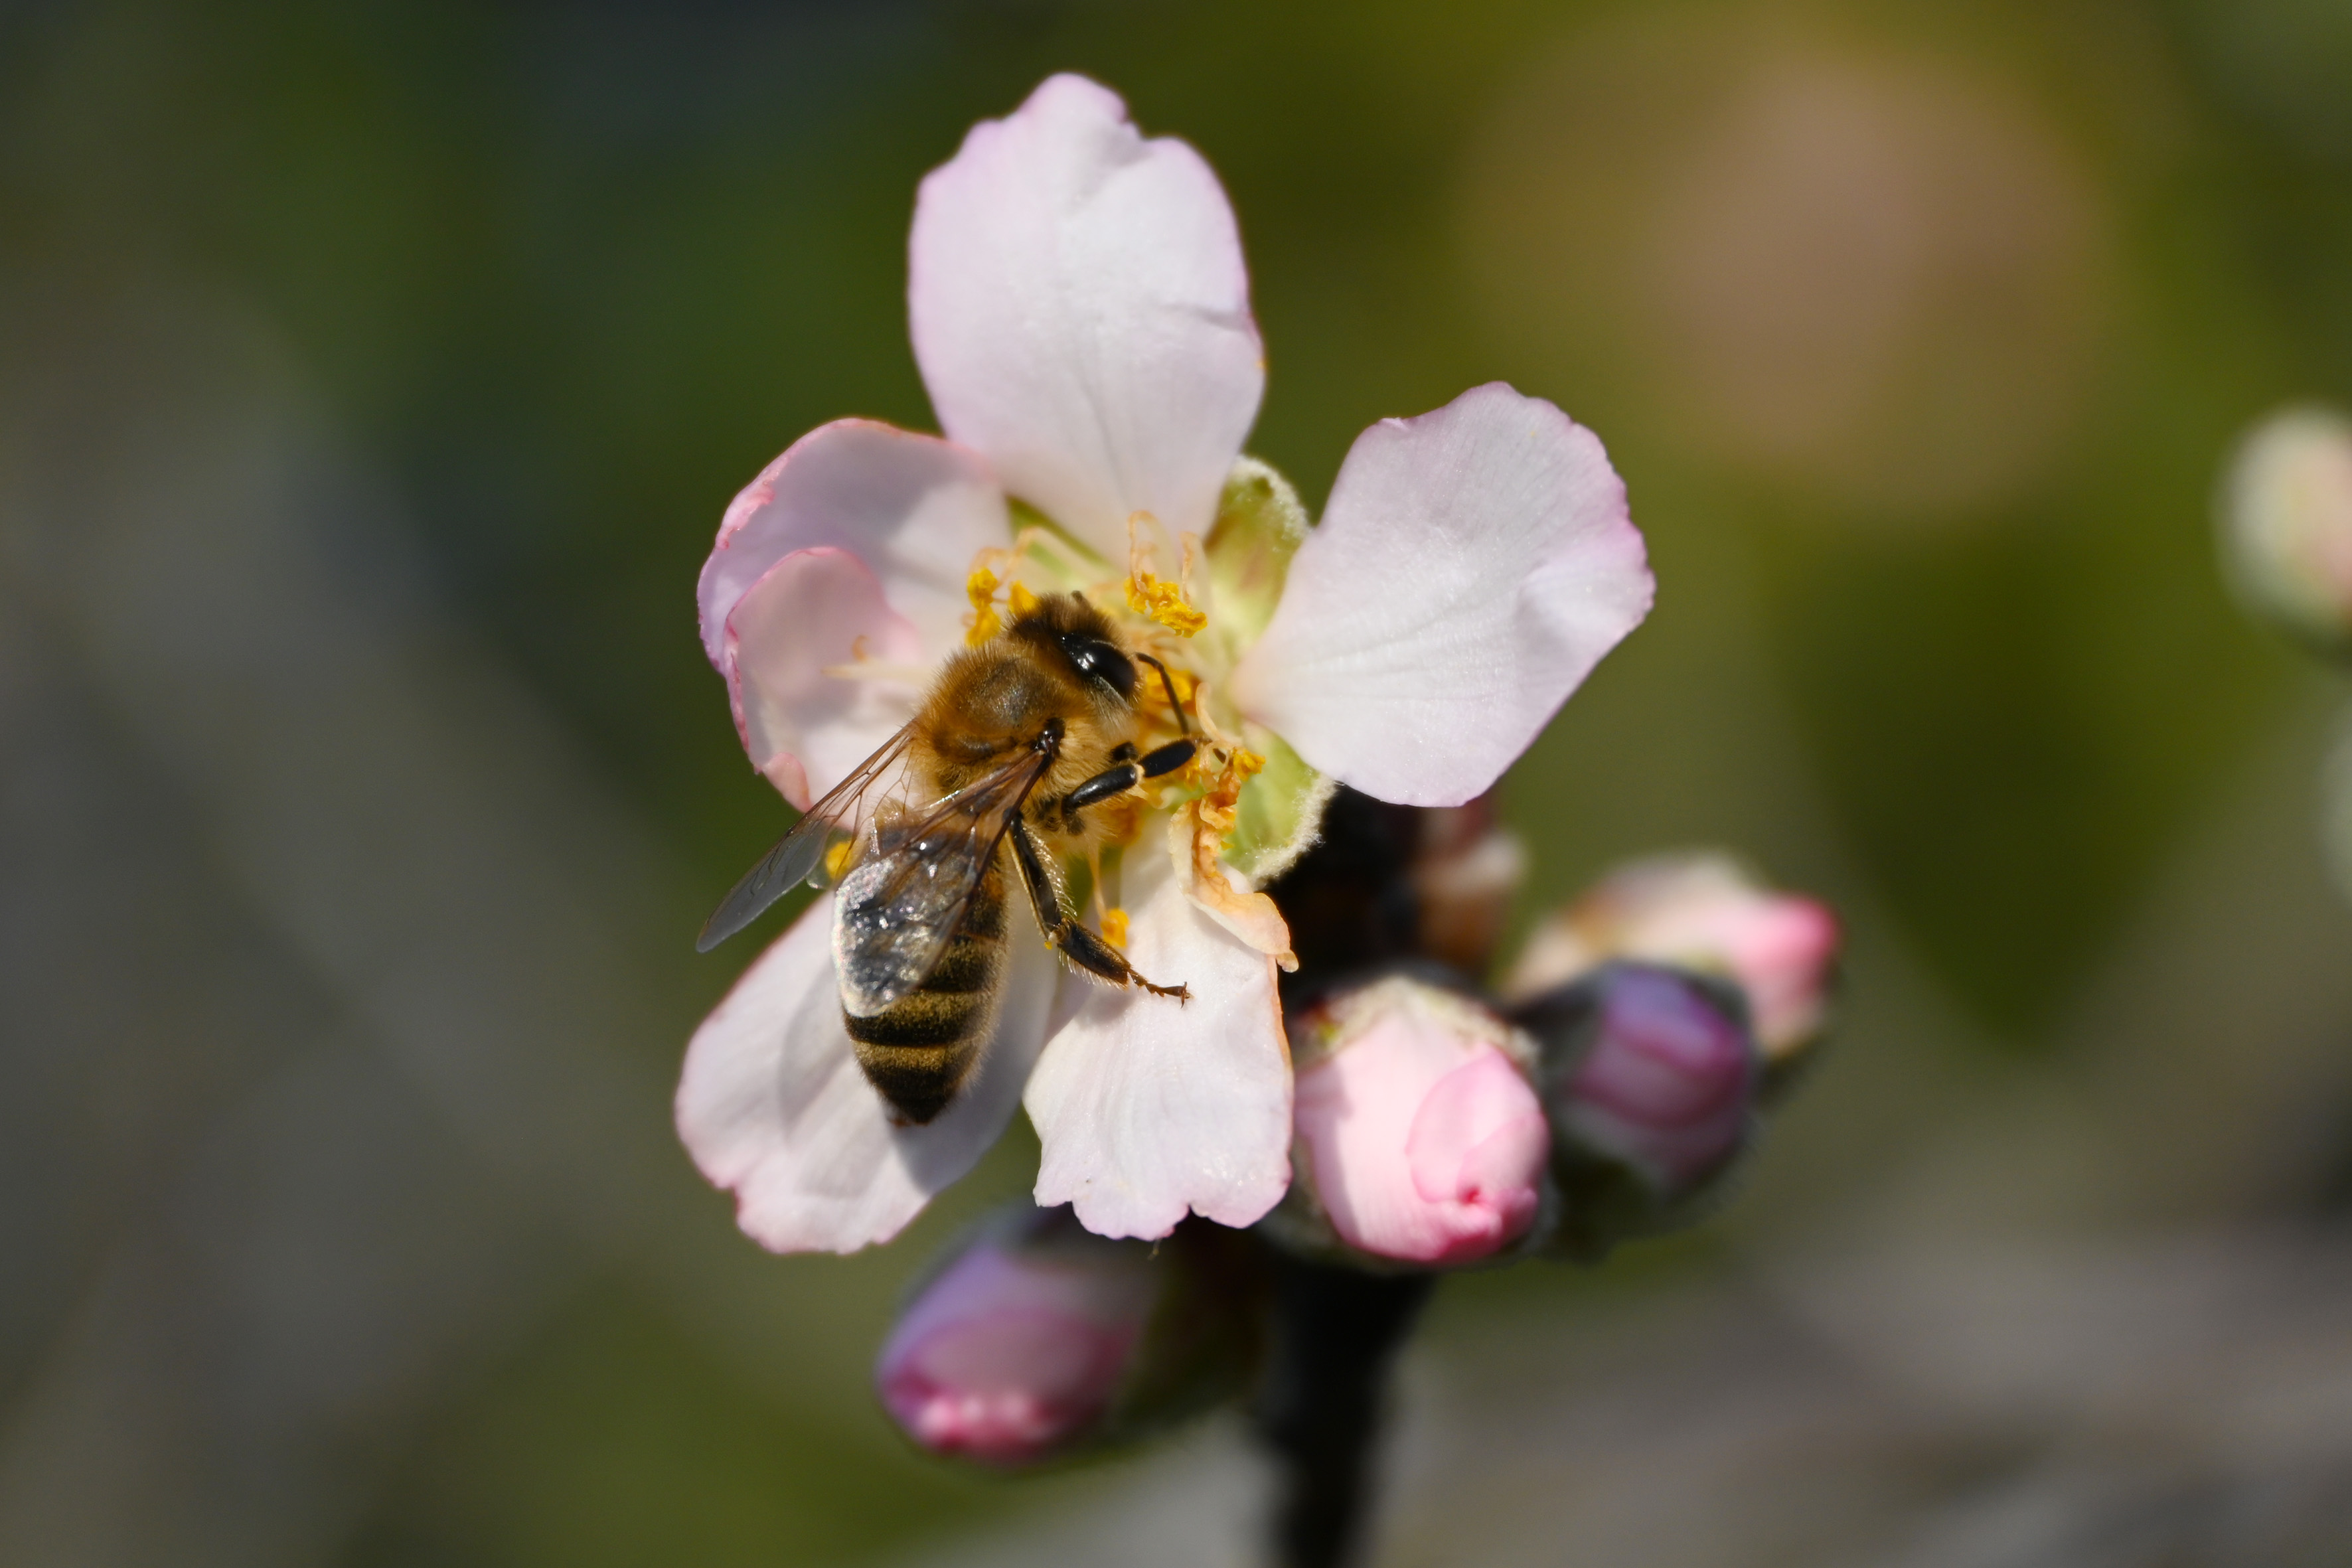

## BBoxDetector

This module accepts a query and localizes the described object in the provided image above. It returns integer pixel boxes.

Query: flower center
[957,521,1261,862]
[952,473,1330,923]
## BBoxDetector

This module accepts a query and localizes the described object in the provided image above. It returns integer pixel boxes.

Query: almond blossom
[676,74,1653,1253]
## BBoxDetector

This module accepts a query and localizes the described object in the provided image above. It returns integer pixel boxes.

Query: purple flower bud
[1549,965,1757,1197]
[876,1214,1156,1466]
[1289,978,1549,1267]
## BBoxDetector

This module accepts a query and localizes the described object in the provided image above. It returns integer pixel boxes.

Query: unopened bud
[1517,963,1760,1257]
[2219,404,2352,659]
[876,1208,1263,1466]
[876,1210,1154,1465]
[1505,852,1838,1071]
[1284,977,1549,1267]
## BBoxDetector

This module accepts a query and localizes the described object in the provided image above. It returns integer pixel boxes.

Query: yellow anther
[1127,573,1208,636]
[1194,744,1265,837]
[965,566,1003,645]
[1125,509,1207,636]
[824,838,857,882]
[1100,907,1130,949]
[1007,580,1042,618]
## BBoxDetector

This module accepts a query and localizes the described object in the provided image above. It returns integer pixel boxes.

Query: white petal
[697,418,1005,668]
[725,546,924,809]
[676,894,1058,1255]
[1024,848,1291,1238]
[1231,383,1652,807]
[909,74,1264,556]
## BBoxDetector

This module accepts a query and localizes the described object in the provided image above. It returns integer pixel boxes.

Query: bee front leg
[1008,818,1190,1001]
[1052,739,1200,833]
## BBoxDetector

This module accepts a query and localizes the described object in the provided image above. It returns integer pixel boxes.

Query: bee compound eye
[1059,635,1137,698]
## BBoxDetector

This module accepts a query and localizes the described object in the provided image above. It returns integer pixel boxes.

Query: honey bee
[697,593,1199,1125]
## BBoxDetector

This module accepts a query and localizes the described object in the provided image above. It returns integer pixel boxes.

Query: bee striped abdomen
[843,859,1007,1125]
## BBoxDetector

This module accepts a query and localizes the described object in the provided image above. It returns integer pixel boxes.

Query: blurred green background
[7,1,2352,1565]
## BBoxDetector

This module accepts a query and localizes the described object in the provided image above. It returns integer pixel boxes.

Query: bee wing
[832,747,1055,1017]
[695,728,919,953]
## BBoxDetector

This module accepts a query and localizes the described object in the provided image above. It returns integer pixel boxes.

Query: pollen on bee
[824,838,858,882]
[1007,580,1042,617]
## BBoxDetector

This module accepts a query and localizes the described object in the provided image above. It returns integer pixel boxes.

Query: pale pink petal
[1408,1055,1551,1224]
[697,418,1005,668]
[725,547,923,809]
[676,894,1058,1255]
[909,74,1264,556]
[1231,383,1653,807]
[1024,850,1291,1238]
[1294,1000,1545,1265]
[1627,887,1840,1058]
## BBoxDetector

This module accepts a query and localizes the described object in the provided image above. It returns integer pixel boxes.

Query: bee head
[1009,593,1139,703]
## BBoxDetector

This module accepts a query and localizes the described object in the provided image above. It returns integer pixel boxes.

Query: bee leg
[1137,738,1196,778]
[1009,818,1190,1001]
[1052,739,1200,832]
[1061,762,1141,811]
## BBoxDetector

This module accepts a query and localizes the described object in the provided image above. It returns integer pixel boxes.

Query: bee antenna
[1133,653,1190,736]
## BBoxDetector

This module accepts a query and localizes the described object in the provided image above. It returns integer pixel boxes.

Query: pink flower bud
[876,1217,1156,1466]
[1291,979,1549,1266]
[1550,966,1755,1196]
[1505,852,1838,1059]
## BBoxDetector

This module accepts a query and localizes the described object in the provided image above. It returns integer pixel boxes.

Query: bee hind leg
[1008,818,1190,1002]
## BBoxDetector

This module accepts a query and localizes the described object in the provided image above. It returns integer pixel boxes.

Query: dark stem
[1249,1255,1435,1568]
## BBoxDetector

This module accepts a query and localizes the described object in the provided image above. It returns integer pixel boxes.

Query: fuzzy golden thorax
[909,593,1155,855]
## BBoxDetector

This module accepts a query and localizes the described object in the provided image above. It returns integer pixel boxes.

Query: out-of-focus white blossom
[2220,405,2352,659]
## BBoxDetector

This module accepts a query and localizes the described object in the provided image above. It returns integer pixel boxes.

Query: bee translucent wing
[832,750,1054,1017]
[695,729,918,953]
